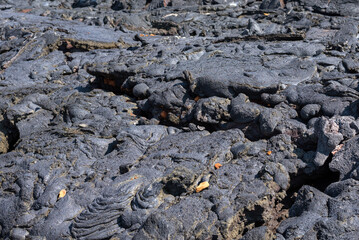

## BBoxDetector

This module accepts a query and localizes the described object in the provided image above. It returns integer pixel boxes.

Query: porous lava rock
[1,0,359,239]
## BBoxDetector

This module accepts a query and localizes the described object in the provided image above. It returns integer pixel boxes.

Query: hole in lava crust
[281,154,340,210]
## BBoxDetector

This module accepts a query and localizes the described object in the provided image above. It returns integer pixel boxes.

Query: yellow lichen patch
[58,189,66,199]
[214,163,222,169]
[263,13,270,16]
[267,151,272,155]
[196,181,209,193]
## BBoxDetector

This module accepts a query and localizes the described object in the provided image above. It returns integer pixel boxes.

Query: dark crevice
[6,128,19,152]
[72,0,97,8]
[89,74,136,94]
[0,114,20,153]
[312,8,343,17]
[160,118,218,133]
[119,164,133,174]
[163,180,187,196]
[281,154,340,210]
[58,40,89,54]
[105,140,118,155]
[238,155,340,237]
[214,32,305,44]
[243,205,266,227]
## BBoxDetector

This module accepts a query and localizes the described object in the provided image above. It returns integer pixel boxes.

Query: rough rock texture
[1,0,359,239]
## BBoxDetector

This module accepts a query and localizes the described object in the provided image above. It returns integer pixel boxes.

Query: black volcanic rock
[1,0,359,239]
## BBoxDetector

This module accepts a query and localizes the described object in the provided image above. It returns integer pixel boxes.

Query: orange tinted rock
[66,40,73,49]
[196,181,209,193]
[20,9,32,13]
[58,189,66,199]
[214,163,222,169]
[160,111,168,119]
[104,78,116,87]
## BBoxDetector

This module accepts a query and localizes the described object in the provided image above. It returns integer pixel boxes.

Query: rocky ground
[1,0,359,239]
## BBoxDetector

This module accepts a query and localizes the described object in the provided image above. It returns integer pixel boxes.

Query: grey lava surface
[1,0,359,239]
